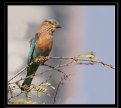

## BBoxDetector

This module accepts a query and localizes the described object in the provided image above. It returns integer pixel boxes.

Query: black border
[0,1,5,108]
[3,2,118,108]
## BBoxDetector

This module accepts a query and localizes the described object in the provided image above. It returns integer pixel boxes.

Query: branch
[8,60,74,85]
[53,74,71,104]
[8,53,114,85]
[8,52,115,104]
[43,63,67,75]
[8,61,35,82]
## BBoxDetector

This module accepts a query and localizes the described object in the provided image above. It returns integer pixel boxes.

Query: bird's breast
[35,35,53,56]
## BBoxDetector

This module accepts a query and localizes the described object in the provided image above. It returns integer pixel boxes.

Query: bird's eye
[48,21,54,25]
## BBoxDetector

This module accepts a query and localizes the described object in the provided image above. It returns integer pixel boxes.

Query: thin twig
[53,74,71,104]
[43,63,67,75]
[8,62,34,82]
[8,91,23,102]
[8,60,74,85]
[53,79,62,104]
[77,59,115,69]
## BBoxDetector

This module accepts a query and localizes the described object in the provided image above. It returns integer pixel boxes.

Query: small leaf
[41,82,51,86]
[50,86,55,90]
[24,100,37,104]
[37,91,41,97]
[34,86,40,91]
[27,95,32,99]
[46,92,54,98]
[41,82,55,90]
[40,88,47,93]
[77,51,98,61]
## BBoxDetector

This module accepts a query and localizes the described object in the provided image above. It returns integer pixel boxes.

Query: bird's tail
[21,64,39,90]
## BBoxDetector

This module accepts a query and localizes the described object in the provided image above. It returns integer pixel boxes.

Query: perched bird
[21,19,61,90]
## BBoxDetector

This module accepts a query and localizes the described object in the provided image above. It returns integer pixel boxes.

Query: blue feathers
[22,19,58,89]
[28,33,39,63]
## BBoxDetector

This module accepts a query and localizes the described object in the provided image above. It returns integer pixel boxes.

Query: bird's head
[39,19,61,34]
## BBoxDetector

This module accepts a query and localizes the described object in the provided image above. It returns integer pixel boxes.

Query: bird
[21,19,61,90]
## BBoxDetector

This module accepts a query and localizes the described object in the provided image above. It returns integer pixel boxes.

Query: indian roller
[21,19,61,90]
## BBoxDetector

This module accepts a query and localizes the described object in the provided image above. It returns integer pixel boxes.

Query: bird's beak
[56,24,61,28]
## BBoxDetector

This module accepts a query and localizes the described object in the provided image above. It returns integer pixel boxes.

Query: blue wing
[28,33,39,63]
